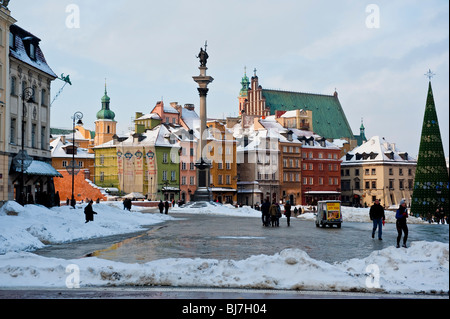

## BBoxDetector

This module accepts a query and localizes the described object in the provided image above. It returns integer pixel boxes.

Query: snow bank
[0,242,447,294]
[0,200,447,294]
[0,201,174,254]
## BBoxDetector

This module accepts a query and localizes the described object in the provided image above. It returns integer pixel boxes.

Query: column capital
[197,88,209,97]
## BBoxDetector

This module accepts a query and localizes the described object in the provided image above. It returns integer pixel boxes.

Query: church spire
[97,80,115,120]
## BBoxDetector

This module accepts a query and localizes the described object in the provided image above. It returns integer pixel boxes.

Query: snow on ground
[0,201,448,294]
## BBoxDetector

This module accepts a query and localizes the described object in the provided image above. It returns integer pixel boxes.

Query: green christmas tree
[411,78,449,217]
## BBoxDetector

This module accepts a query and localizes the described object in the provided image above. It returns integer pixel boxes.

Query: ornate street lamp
[68,111,83,208]
[13,87,34,205]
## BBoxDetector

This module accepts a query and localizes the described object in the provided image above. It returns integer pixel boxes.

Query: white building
[340,136,417,208]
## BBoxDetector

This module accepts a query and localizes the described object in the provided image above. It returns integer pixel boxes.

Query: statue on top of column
[196,41,209,67]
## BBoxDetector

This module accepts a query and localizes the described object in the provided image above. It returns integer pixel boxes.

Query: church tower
[238,67,250,115]
[94,82,116,146]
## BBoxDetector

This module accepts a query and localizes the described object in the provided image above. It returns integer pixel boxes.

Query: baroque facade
[1,4,60,206]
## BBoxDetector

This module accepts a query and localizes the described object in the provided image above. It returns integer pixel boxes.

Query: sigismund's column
[192,44,214,201]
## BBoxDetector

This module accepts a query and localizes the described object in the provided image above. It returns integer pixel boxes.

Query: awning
[13,160,63,177]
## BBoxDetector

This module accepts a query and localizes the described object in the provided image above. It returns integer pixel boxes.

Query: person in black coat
[369,198,385,240]
[84,200,97,223]
[395,199,409,248]
[261,198,271,227]
[158,200,164,214]
[164,200,169,214]
[284,200,292,227]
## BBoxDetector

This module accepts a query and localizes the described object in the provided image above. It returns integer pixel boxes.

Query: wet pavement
[35,211,449,264]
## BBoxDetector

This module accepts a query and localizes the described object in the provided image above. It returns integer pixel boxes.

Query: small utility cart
[315,200,342,228]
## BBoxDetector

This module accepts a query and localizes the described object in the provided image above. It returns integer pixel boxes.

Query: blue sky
[9,0,449,158]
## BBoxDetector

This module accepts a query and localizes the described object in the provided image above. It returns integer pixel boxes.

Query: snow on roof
[342,136,416,163]
[136,113,161,121]
[94,125,180,149]
[181,108,200,131]
[9,25,57,78]
[50,137,94,159]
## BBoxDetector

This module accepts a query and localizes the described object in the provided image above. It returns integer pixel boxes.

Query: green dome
[96,83,115,120]
[96,109,115,120]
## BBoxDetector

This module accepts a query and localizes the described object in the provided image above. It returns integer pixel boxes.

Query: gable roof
[262,89,354,140]
[9,24,57,78]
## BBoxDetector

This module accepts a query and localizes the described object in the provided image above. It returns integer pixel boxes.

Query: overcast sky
[9,0,449,158]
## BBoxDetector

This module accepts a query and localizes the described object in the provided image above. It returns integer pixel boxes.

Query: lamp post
[69,111,83,208]
[13,87,35,205]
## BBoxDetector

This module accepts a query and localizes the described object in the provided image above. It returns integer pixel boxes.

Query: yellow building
[0,3,16,203]
[207,121,237,204]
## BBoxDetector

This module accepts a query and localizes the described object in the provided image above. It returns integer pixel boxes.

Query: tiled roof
[9,25,57,78]
[262,89,354,140]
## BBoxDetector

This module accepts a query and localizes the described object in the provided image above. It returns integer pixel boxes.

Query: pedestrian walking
[269,201,280,227]
[164,200,169,214]
[84,200,97,223]
[284,200,292,226]
[395,199,409,248]
[369,198,385,240]
[261,198,270,227]
[158,200,164,214]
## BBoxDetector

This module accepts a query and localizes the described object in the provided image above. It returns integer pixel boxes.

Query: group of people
[158,200,170,214]
[369,198,408,248]
[260,199,293,227]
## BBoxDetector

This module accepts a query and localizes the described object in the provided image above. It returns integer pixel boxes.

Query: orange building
[206,121,237,204]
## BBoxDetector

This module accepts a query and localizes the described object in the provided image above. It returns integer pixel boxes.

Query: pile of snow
[0,242,447,294]
[0,201,174,254]
[0,200,447,294]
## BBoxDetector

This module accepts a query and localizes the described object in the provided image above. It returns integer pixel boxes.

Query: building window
[218,175,223,184]
[163,153,168,163]
[162,170,168,181]
[371,181,377,189]
[9,32,15,49]
[78,161,83,168]
[100,172,104,182]
[100,155,104,165]
[190,176,195,185]
[10,118,16,144]
[226,175,231,185]
[31,124,36,148]
[181,162,186,170]
[181,176,186,185]
[171,170,176,181]
[11,76,16,95]
[29,43,36,60]
[41,126,46,150]
[371,168,376,175]
[62,161,67,167]
[41,89,46,105]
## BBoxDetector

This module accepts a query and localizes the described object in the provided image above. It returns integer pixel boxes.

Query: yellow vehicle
[315,200,342,228]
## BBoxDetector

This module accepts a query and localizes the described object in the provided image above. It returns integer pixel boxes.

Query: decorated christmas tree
[411,76,449,217]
